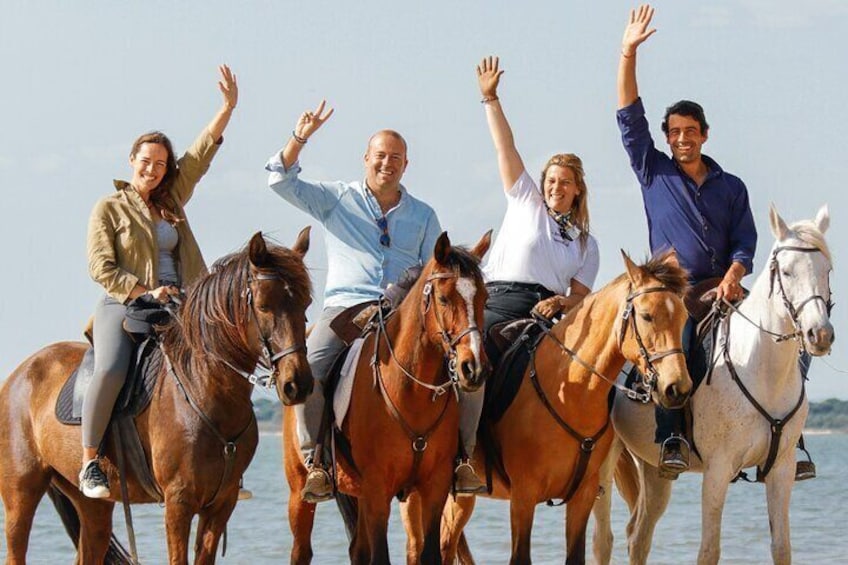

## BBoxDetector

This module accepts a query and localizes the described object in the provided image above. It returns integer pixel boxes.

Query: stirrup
[658,435,690,477]
[301,466,334,504]
[453,460,487,496]
[237,477,253,501]
[795,460,816,481]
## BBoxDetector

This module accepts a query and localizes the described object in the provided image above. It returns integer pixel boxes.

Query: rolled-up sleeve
[170,129,221,207]
[87,200,138,303]
[265,152,343,222]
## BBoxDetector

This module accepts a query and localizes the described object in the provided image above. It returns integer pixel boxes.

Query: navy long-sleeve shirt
[617,98,757,284]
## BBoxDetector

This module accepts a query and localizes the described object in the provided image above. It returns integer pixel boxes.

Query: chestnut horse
[283,232,491,564]
[0,230,313,564]
[592,205,835,565]
[440,250,692,565]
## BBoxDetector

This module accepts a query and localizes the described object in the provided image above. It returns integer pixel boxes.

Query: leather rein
[529,285,684,504]
[719,245,832,481]
[370,268,483,498]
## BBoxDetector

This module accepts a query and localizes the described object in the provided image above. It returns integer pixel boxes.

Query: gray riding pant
[296,306,347,461]
[81,295,134,449]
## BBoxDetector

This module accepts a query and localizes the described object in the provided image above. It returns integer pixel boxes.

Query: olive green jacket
[87,129,221,304]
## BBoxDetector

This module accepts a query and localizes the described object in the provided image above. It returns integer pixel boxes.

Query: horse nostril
[807,328,818,345]
[283,381,298,401]
[461,360,475,379]
[665,385,682,405]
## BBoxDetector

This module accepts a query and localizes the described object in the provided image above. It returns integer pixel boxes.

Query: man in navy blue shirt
[616,5,757,476]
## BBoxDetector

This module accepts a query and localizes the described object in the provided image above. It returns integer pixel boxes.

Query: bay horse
[0,229,314,564]
[591,205,834,565]
[440,249,692,565]
[283,231,491,564]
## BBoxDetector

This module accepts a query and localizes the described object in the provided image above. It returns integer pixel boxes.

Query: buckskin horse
[0,230,313,564]
[591,205,834,565]
[441,249,692,565]
[283,231,491,564]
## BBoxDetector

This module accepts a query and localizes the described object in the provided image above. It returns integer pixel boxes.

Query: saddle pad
[484,322,545,423]
[333,337,366,428]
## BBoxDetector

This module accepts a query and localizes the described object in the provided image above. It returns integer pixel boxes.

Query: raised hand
[218,64,238,111]
[476,56,504,99]
[294,100,334,142]
[622,4,656,56]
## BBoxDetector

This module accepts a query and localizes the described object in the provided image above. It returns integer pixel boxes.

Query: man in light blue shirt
[266,100,442,502]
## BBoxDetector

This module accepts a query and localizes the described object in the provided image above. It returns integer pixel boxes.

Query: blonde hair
[540,153,590,248]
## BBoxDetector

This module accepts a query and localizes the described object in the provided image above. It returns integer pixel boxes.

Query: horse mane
[434,245,485,283]
[787,220,832,263]
[161,239,312,373]
[610,249,690,296]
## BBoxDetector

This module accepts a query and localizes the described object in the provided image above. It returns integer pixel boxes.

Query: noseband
[619,286,686,400]
[221,271,306,390]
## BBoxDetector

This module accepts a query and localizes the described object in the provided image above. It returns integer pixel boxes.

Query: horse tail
[334,492,359,542]
[456,531,475,565]
[46,484,134,565]
[613,449,641,513]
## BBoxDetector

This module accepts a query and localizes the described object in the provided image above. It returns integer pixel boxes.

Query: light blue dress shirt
[266,152,442,308]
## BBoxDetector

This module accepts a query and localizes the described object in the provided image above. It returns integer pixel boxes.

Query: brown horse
[0,230,313,565]
[439,250,692,565]
[283,231,491,564]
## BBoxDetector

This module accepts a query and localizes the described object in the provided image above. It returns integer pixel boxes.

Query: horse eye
[781,270,792,277]
[258,304,271,313]
[438,295,449,305]
[640,312,653,322]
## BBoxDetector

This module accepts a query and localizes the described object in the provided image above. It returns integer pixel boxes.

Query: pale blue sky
[1,0,846,398]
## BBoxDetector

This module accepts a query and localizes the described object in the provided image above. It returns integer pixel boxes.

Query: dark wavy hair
[661,100,709,136]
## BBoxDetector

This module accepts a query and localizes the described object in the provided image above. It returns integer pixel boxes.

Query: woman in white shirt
[454,56,600,495]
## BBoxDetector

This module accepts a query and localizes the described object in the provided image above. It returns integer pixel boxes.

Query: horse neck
[727,270,802,395]
[162,328,256,433]
[544,283,625,406]
[380,287,446,390]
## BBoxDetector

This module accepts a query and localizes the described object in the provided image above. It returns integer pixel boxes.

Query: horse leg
[592,438,625,565]
[697,462,736,565]
[0,467,50,564]
[164,500,195,565]
[400,493,424,564]
[764,453,795,565]
[414,475,453,565]
[60,487,115,565]
[564,476,601,565]
[508,496,536,565]
[285,409,317,565]
[193,502,238,565]
[627,463,672,565]
[440,494,476,564]
[350,492,392,565]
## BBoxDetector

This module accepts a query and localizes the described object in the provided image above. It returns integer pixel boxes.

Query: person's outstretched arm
[206,64,238,142]
[281,100,334,170]
[618,4,656,109]
[477,56,525,191]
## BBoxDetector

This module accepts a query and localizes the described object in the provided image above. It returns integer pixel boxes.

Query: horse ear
[814,204,830,234]
[621,249,645,286]
[434,232,451,265]
[659,248,680,269]
[470,229,493,259]
[292,226,311,257]
[249,231,269,267]
[769,203,790,240]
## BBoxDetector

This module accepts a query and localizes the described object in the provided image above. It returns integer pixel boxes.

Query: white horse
[592,204,834,565]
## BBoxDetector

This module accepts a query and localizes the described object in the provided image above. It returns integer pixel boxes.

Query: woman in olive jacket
[80,65,238,499]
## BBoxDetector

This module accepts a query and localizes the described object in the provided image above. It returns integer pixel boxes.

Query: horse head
[244,228,314,405]
[619,249,692,409]
[767,204,834,356]
[417,231,492,392]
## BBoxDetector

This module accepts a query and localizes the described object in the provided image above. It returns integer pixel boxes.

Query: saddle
[54,296,175,502]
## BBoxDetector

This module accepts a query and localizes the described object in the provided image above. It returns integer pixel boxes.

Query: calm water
[2,434,846,564]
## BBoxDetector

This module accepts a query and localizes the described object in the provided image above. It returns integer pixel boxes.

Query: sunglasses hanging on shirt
[376,215,391,247]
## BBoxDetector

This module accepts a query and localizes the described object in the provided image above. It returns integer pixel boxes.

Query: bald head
[366,129,408,154]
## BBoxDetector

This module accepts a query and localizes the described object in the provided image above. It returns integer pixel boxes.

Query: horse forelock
[786,221,832,264]
[608,254,690,298]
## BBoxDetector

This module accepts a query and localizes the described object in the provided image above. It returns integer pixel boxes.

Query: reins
[529,284,684,503]
[369,268,481,497]
[718,245,832,481]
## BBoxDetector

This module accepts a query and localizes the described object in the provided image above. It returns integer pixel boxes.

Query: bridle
[722,245,833,350]
[538,285,685,403]
[220,270,307,391]
[374,268,483,400]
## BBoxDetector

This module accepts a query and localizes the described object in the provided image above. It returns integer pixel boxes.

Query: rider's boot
[301,454,334,503]
[658,435,690,480]
[454,458,487,496]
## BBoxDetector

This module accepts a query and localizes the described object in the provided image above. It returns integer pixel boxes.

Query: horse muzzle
[276,367,314,406]
[457,358,491,392]
[805,322,835,356]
